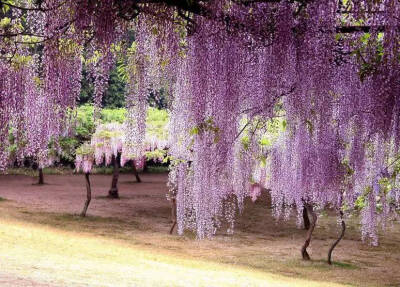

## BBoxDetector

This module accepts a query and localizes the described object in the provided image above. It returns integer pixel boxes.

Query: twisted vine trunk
[303,207,310,230]
[132,160,141,183]
[108,154,120,198]
[80,172,91,217]
[38,168,44,185]
[301,204,317,260]
[328,211,346,265]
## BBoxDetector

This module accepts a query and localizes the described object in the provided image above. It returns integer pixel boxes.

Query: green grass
[0,218,348,287]
[1,196,398,286]
[331,262,358,269]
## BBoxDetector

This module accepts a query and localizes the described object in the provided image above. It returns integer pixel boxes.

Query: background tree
[75,142,94,217]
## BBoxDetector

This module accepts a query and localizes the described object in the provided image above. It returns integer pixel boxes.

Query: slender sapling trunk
[301,204,317,260]
[80,172,92,217]
[108,154,120,198]
[328,210,346,265]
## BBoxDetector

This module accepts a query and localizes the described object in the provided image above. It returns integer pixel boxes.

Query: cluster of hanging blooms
[165,0,400,241]
[1,0,400,244]
[75,121,169,173]
[75,142,95,174]
[264,0,400,245]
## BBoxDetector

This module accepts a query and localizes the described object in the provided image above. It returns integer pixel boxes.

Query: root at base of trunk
[108,188,119,199]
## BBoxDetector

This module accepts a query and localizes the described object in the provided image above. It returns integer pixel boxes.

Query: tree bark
[132,160,141,183]
[38,168,44,185]
[80,172,91,217]
[169,189,177,234]
[108,154,120,198]
[303,207,310,230]
[328,211,346,265]
[143,161,148,173]
[301,204,317,260]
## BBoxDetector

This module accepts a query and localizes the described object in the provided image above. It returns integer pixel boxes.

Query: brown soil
[0,173,399,286]
[0,173,171,230]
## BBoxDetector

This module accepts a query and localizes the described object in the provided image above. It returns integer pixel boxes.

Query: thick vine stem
[80,172,92,217]
[301,204,317,260]
[328,210,346,265]
[108,154,120,199]
[38,168,44,185]
[303,207,310,230]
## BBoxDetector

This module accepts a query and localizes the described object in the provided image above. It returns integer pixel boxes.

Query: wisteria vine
[0,0,400,249]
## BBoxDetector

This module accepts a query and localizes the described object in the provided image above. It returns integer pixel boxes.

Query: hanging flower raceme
[75,142,95,174]
[167,5,286,238]
[122,15,166,166]
[81,119,169,171]
[264,0,400,245]
[91,123,124,166]
[1,0,400,246]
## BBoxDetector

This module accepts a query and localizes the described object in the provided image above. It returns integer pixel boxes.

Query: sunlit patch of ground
[0,219,349,287]
[0,173,399,286]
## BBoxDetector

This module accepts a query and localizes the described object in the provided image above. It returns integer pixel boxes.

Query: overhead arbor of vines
[0,0,399,258]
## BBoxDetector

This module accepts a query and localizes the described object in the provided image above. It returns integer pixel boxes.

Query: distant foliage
[75,117,169,173]
[63,106,168,166]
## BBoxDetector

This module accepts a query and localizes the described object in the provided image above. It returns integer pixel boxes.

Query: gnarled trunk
[301,204,317,260]
[132,160,141,183]
[38,168,44,185]
[328,210,346,265]
[108,154,120,198]
[80,172,92,217]
[303,207,310,230]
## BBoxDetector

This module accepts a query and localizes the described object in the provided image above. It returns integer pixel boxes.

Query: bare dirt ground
[0,172,399,286]
[0,173,171,229]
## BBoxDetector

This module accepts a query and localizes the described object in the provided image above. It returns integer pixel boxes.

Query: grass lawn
[0,217,348,287]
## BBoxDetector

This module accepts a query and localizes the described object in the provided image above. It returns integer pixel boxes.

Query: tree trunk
[108,154,120,198]
[38,168,44,185]
[80,172,91,217]
[169,190,177,234]
[303,207,310,230]
[301,204,317,260]
[132,160,141,183]
[328,211,346,265]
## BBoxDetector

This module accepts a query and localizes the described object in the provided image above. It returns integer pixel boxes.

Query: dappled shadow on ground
[0,173,399,286]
